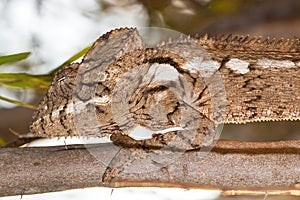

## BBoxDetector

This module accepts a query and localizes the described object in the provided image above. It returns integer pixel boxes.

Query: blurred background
[0,0,300,199]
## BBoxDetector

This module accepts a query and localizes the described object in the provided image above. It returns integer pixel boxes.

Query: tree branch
[1,140,300,196]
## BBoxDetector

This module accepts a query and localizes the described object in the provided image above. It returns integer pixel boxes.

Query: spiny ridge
[198,34,300,52]
[155,33,300,52]
[227,117,300,124]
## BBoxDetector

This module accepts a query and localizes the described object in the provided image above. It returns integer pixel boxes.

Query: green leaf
[0,73,53,89]
[0,95,36,109]
[0,45,91,107]
[49,44,91,75]
[0,52,31,66]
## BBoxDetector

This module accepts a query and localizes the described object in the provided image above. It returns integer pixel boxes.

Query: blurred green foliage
[209,0,241,15]
[0,45,91,109]
[0,136,4,146]
[0,52,31,66]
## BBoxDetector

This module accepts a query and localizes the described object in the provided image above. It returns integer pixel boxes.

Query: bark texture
[1,140,300,196]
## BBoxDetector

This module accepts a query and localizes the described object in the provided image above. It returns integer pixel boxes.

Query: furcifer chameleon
[30,28,300,182]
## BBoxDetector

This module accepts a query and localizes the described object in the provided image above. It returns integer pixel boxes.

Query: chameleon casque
[30,28,300,182]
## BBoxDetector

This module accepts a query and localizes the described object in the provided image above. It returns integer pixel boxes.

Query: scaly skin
[29,28,300,182]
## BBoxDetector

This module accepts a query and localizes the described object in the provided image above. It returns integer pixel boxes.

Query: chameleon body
[30,28,300,182]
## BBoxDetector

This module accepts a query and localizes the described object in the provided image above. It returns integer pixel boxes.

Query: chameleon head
[30,28,226,150]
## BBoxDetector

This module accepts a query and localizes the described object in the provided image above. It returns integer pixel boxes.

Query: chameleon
[29,27,300,182]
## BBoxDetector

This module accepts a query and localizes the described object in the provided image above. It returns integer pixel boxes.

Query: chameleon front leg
[101,115,217,183]
[101,140,144,183]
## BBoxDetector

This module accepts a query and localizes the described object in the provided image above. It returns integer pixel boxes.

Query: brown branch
[1,140,300,197]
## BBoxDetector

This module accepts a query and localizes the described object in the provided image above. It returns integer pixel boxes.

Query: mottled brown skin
[197,34,300,123]
[30,63,79,137]
[30,28,300,183]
